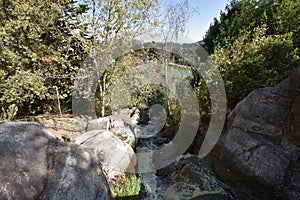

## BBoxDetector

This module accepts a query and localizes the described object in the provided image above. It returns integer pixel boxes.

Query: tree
[81,0,159,41]
[78,0,160,117]
[0,0,88,116]
[275,0,300,47]
[212,25,299,109]
[203,0,299,54]
[201,0,299,110]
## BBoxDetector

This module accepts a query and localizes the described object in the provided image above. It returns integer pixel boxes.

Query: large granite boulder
[75,130,137,195]
[217,69,300,199]
[75,130,137,174]
[0,122,111,200]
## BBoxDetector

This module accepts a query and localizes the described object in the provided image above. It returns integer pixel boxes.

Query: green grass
[114,175,141,199]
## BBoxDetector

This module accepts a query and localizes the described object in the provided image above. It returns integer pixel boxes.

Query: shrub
[0,104,18,121]
[212,25,299,110]
[0,69,47,115]
[114,175,141,199]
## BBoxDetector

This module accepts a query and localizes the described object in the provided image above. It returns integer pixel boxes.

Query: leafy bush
[212,25,299,110]
[203,0,300,54]
[0,70,47,115]
[0,104,18,121]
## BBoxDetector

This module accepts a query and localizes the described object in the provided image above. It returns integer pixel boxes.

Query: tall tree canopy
[203,0,299,54]
[0,0,89,115]
[202,0,299,110]
[81,0,159,41]
[0,0,161,117]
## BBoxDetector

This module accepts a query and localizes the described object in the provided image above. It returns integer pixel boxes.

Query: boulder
[227,68,300,140]
[219,128,290,188]
[291,94,300,144]
[110,127,136,148]
[111,107,138,125]
[75,130,137,196]
[0,122,111,200]
[217,69,300,199]
[110,120,125,128]
[86,117,110,132]
[75,130,137,174]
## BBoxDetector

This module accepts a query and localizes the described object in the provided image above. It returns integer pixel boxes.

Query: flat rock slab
[0,122,111,200]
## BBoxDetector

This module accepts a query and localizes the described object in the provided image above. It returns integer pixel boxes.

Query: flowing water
[133,122,224,199]
[133,116,244,199]
[134,121,168,199]
[134,122,270,200]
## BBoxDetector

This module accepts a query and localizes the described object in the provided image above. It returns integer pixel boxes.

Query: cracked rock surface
[0,122,111,200]
[217,69,300,199]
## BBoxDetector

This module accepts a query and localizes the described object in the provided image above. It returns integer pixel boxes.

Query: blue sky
[163,0,229,42]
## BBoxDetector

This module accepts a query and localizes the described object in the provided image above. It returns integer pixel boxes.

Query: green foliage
[201,0,299,114]
[203,0,300,54]
[0,104,18,121]
[95,50,164,115]
[114,175,141,199]
[95,53,145,116]
[81,0,160,40]
[0,0,89,115]
[194,76,212,129]
[0,70,47,109]
[275,0,300,48]
[130,84,166,110]
[212,25,299,109]
[203,0,259,53]
[0,0,160,118]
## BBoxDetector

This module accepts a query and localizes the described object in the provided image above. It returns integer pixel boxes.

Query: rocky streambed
[0,69,299,199]
[134,118,233,199]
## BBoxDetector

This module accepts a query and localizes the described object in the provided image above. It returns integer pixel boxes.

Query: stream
[133,112,270,200]
[133,115,229,199]
[134,119,167,199]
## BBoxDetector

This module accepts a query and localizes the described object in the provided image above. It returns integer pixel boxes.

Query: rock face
[292,94,300,144]
[0,122,111,200]
[75,130,137,174]
[217,69,300,199]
